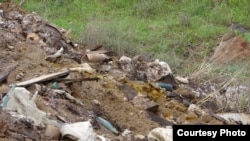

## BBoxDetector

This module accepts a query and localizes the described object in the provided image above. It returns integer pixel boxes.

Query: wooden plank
[15,70,69,87]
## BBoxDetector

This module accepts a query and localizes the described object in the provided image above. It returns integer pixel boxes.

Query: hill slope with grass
[19,0,249,65]
[16,0,250,81]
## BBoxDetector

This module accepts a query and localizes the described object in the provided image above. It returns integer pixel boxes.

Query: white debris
[4,87,48,126]
[69,63,96,73]
[187,104,206,117]
[60,121,107,141]
[118,55,132,72]
[175,76,189,84]
[148,126,173,141]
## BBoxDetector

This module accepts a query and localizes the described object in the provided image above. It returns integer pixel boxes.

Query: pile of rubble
[0,2,249,141]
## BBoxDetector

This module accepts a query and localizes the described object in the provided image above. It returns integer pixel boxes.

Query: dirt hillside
[0,1,249,141]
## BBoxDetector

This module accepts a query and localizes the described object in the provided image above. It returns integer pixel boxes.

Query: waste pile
[0,2,249,141]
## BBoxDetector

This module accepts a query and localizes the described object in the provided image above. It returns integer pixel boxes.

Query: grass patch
[15,0,250,74]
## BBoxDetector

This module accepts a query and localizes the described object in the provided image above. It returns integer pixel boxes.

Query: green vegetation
[14,0,250,75]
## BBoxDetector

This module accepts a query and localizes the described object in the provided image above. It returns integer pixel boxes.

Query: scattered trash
[155,83,173,92]
[135,134,146,140]
[45,47,64,62]
[118,56,173,82]
[2,87,51,126]
[147,59,172,81]
[175,76,189,84]
[148,126,173,141]
[51,81,59,89]
[0,1,247,140]
[157,73,178,89]
[60,121,101,141]
[69,63,96,73]
[97,116,119,135]
[1,85,16,108]
[86,53,111,63]
[53,89,84,106]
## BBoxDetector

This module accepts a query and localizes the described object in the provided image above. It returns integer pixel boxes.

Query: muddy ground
[0,1,249,141]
